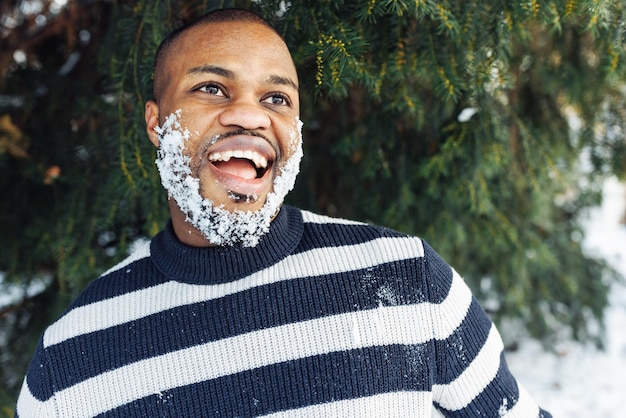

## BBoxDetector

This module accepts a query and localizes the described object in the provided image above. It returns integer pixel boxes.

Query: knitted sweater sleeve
[15,338,59,417]
[422,242,551,418]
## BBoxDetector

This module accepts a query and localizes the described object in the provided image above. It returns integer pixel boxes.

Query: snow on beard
[154,110,303,247]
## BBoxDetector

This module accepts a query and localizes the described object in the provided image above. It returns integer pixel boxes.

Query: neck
[168,198,217,247]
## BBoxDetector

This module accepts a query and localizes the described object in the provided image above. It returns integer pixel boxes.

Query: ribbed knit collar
[149,205,303,284]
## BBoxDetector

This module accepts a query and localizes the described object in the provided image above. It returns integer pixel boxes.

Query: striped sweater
[17,206,551,417]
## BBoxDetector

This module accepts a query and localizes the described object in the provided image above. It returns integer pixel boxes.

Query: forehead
[164,20,297,81]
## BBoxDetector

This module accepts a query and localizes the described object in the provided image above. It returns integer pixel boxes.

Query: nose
[218,99,271,131]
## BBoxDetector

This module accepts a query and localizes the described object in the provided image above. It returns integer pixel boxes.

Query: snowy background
[506,177,626,417]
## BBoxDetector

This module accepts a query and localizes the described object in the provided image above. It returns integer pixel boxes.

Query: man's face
[145,20,302,246]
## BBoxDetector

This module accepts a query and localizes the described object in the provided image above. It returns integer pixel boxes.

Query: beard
[154,110,303,247]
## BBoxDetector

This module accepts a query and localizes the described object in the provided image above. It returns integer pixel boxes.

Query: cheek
[188,155,203,177]
[279,119,303,159]
[186,138,207,177]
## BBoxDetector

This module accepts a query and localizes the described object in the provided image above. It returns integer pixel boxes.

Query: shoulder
[295,208,450,281]
[71,238,156,305]
[298,208,421,247]
[40,238,160,347]
[296,208,455,264]
[297,207,459,293]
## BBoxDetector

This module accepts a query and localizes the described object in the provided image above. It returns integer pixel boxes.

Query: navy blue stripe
[48,257,441,391]
[434,297,493,385]
[422,240,455,304]
[100,344,436,417]
[24,340,54,401]
[297,221,408,253]
[435,352,519,417]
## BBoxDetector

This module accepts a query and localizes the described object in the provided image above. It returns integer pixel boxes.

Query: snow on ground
[507,177,626,417]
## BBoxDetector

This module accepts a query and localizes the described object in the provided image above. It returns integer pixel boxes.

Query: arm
[15,338,58,417]
[422,242,551,417]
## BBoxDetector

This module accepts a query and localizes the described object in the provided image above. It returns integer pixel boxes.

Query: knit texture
[16,206,551,417]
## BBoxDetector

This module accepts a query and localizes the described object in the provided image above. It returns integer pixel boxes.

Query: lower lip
[207,161,272,198]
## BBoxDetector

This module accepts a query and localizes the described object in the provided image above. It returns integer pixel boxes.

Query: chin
[200,187,269,213]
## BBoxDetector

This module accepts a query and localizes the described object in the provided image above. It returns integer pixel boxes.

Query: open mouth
[208,149,272,180]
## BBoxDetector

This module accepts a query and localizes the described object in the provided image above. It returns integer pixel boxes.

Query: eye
[262,93,291,106]
[197,83,225,97]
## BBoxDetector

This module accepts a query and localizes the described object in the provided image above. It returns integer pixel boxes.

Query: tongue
[213,158,257,180]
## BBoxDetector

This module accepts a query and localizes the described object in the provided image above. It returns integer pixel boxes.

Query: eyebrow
[188,65,234,78]
[267,75,299,91]
[187,65,298,91]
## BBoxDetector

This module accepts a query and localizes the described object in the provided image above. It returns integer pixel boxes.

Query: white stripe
[44,236,426,347]
[16,378,58,417]
[53,296,472,417]
[301,209,365,225]
[432,271,472,340]
[259,391,434,417]
[432,323,504,411]
[503,384,541,417]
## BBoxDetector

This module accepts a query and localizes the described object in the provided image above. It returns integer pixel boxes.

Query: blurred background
[2,0,626,414]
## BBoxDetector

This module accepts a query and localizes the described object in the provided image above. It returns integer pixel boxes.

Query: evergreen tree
[1,0,625,410]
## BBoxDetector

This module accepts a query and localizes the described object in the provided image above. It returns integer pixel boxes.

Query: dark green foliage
[0,2,119,293]
[281,0,625,347]
[2,0,626,410]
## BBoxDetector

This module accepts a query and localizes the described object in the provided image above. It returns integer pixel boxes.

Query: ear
[145,100,160,147]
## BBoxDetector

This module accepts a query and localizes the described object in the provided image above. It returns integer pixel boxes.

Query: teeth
[208,150,268,169]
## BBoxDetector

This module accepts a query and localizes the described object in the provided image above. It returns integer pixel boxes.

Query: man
[16,8,552,417]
